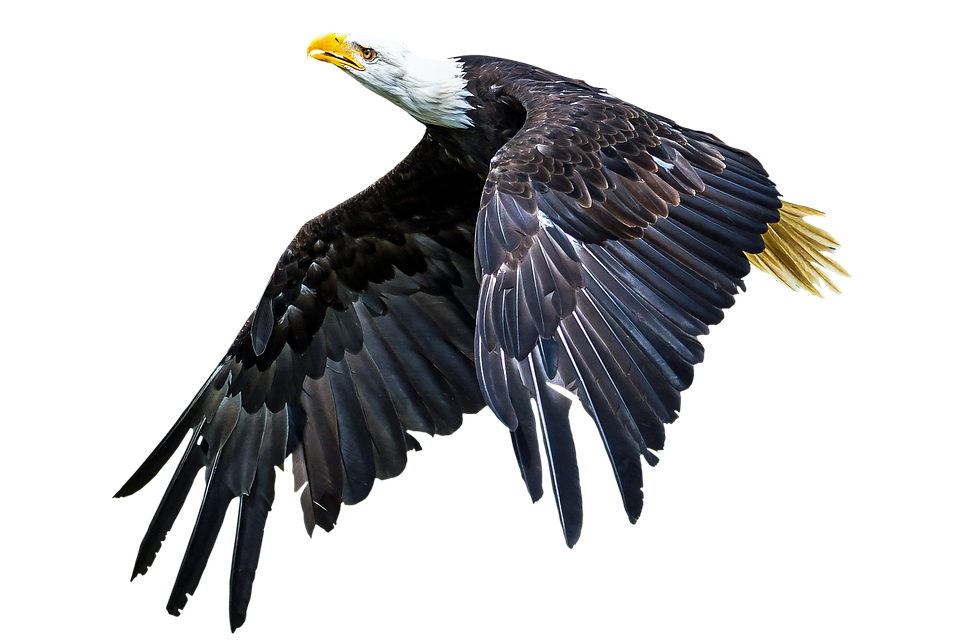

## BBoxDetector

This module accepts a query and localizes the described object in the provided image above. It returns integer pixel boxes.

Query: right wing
[472,73,796,547]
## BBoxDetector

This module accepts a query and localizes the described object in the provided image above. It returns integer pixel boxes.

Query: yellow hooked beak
[307,33,365,71]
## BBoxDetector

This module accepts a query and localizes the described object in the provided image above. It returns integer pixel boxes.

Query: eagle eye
[360,47,376,61]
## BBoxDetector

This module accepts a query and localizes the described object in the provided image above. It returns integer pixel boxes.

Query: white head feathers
[315,34,474,129]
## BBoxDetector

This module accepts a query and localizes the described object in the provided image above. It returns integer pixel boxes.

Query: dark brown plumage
[117,43,844,630]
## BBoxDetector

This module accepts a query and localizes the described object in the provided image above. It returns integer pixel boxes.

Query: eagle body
[117,34,845,630]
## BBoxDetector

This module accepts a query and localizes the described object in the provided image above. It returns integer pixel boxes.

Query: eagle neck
[424,63,528,177]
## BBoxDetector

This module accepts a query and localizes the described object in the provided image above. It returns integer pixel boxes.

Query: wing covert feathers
[748,201,849,296]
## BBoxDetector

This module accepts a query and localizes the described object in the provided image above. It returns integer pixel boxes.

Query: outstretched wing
[116,136,486,630]
[474,73,784,547]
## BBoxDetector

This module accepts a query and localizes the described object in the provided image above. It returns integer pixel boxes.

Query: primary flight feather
[116,32,847,630]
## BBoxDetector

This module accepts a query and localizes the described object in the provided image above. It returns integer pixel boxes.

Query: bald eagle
[116,33,846,630]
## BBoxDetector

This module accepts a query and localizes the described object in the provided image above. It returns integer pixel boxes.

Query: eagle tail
[747,201,849,296]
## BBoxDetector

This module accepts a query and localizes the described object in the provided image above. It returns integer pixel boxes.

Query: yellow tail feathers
[747,201,849,297]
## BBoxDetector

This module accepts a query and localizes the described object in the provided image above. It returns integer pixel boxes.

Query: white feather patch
[340,35,473,129]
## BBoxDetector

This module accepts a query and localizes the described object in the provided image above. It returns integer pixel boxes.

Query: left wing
[474,74,784,546]
[116,137,487,629]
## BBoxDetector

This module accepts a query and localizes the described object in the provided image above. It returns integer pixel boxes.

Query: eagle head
[307,33,473,129]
